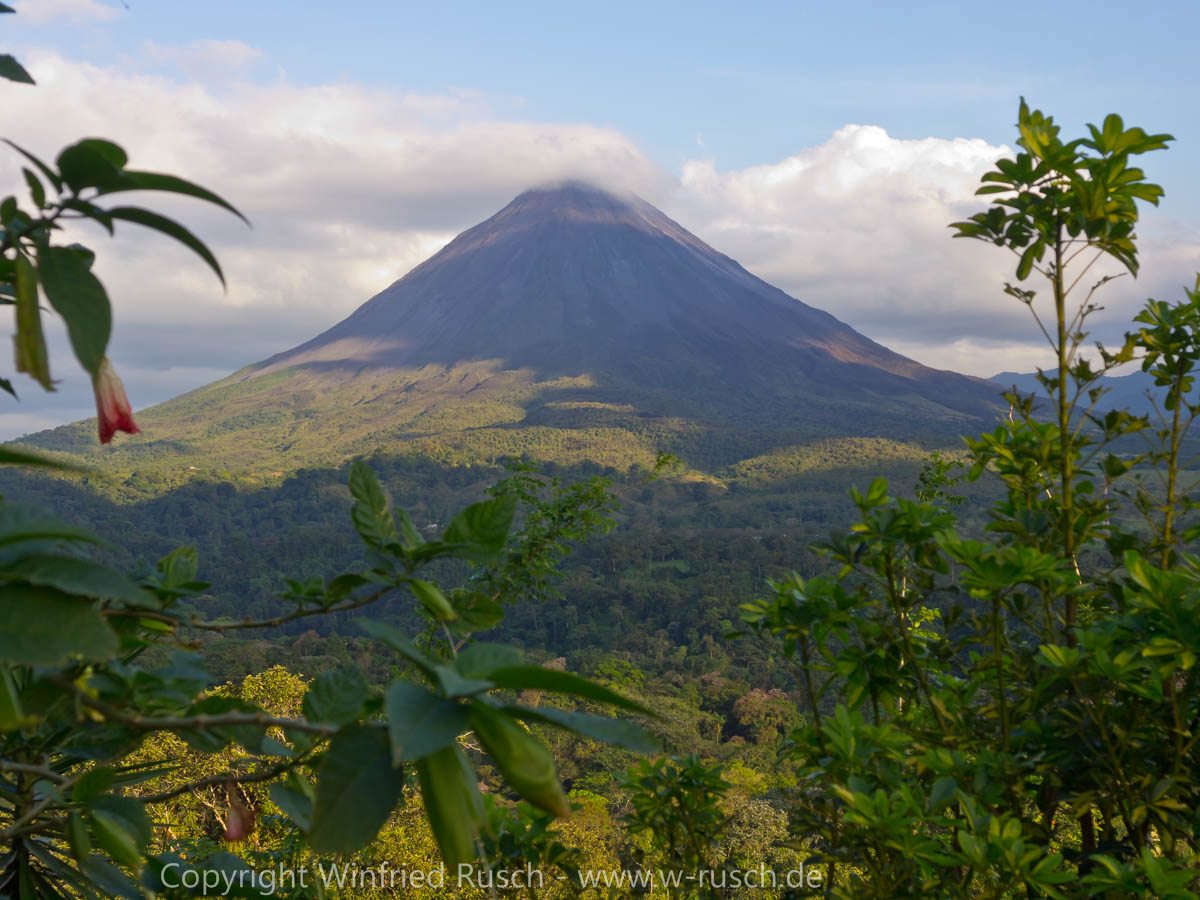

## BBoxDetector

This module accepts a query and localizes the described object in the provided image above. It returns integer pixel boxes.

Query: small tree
[621,755,730,894]
[743,101,1200,897]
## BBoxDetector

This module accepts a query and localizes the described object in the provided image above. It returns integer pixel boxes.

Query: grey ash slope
[22,182,1002,475]
[255,181,995,420]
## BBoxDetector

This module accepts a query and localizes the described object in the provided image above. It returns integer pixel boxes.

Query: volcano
[26,182,1000,476]
[255,182,991,411]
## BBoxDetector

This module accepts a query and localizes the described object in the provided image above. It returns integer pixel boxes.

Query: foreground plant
[1,130,247,443]
[744,101,1200,897]
[621,754,730,881]
[0,460,653,895]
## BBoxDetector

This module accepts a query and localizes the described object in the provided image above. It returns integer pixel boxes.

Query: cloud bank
[1,42,1196,439]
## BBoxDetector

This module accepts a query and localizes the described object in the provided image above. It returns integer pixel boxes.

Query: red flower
[92,358,139,444]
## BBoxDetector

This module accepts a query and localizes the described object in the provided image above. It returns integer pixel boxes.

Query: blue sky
[3,0,1199,438]
[18,0,1197,204]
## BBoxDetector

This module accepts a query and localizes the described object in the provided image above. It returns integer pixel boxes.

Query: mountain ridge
[991,368,1159,418]
[250,181,979,397]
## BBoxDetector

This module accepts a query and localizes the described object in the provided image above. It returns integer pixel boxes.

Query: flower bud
[468,705,568,817]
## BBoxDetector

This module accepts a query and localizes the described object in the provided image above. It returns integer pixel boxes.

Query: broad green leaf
[0,504,102,547]
[38,244,112,376]
[447,589,504,633]
[2,554,154,606]
[1038,644,1081,669]
[0,54,34,85]
[384,680,468,762]
[66,811,91,860]
[487,665,651,714]
[863,477,888,506]
[0,585,117,665]
[454,642,523,678]
[301,666,368,726]
[441,495,516,562]
[103,169,249,224]
[258,735,294,757]
[89,796,152,866]
[415,744,485,869]
[395,506,424,550]
[501,704,657,753]
[157,545,202,591]
[326,572,369,599]
[434,665,494,698]
[308,724,405,854]
[927,776,958,811]
[106,206,226,285]
[0,664,29,731]
[411,578,456,621]
[56,139,129,193]
[359,620,436,677]
[13,253,53,389]
[268,780,313,831]
[0,445,79,469]
[348,460,398,550]
[73,767,117,803]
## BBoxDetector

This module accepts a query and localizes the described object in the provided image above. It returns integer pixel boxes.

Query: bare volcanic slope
[24,182,1000,478]
[256,183,988,406]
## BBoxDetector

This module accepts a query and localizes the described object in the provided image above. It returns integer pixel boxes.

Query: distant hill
[991,369,1160,418]
[18,181,1002,490]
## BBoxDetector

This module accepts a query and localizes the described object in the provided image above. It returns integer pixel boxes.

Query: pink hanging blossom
[92,357,139,443]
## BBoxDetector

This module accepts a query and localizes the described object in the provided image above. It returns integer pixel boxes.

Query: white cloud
[886,339,1050,380]
[663,125,1198,376]
[671,127,1026,349]
[10,0,120,25]
[1,45,1196,440]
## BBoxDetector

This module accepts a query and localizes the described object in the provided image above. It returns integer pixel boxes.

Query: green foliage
[741,102,1200,897]
[479,798,584,893]
[0,137,242,380]
[0,456,651,894]
[308,725,404,854]
[0,53,34,86]
[1,28,245,451]
[1125,275,1200,564]
[621,755,730,880]
[950,98,1171,277]
[914,450,965,506]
